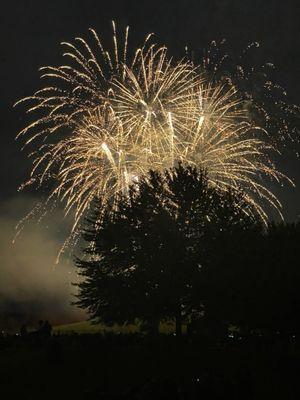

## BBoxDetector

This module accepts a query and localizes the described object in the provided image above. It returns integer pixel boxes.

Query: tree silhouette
[204,221,300,336]
[76,164,259,336]
[235,222,300,335]
[263,223,300,334]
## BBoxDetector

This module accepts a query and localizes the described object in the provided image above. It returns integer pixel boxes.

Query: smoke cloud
[0,195,86,332]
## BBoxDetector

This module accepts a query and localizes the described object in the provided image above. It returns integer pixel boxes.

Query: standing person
[20,324,28,337]
[42,320,52,337]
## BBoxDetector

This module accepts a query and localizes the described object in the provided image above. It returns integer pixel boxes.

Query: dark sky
[1,0,299,219]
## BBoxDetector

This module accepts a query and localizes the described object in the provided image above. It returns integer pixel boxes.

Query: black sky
[1,0,299,219]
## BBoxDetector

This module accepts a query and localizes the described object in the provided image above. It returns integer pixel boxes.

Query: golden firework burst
[15,21,292,259]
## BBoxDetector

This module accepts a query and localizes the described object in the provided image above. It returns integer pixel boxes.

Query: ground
[0,332,299,399]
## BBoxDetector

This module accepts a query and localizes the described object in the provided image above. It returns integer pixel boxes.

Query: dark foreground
[0,333,299,399]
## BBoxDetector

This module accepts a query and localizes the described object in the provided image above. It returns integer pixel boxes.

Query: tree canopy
[76,164,259,335]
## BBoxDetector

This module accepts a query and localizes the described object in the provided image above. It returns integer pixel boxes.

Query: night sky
[1,0,299,215]
[0,0,299,327]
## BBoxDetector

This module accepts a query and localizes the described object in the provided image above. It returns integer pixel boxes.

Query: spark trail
[15,22,295,259]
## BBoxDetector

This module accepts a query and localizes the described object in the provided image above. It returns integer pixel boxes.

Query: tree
[233,222,300,335]
[262,223,300,334]
[76,164,258,336]
[205,222,300,337]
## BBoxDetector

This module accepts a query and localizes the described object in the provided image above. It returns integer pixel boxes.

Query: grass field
[53,319,185,335]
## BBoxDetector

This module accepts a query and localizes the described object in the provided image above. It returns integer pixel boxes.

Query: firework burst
[15,22,295,258]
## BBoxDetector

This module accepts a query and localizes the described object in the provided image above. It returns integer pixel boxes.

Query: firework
[15,22,294,258]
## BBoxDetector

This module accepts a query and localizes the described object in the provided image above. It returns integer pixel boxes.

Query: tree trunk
[175,308,182,338]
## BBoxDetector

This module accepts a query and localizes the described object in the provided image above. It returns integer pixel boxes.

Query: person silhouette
[41,320,52,337]
[20,324,28,337]
[38,320,44,334]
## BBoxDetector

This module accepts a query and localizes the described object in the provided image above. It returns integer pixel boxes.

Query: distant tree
[262,222,300,335]
[207,222,300,336]
[76,164,258,336]
[242,222,300,335]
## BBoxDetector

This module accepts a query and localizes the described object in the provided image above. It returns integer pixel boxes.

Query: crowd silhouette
[19,320,52,339]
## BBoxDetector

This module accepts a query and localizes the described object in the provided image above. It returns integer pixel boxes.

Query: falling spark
[15,22,295,259]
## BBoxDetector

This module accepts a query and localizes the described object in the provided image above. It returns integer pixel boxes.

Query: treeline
[76,165,300,338]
